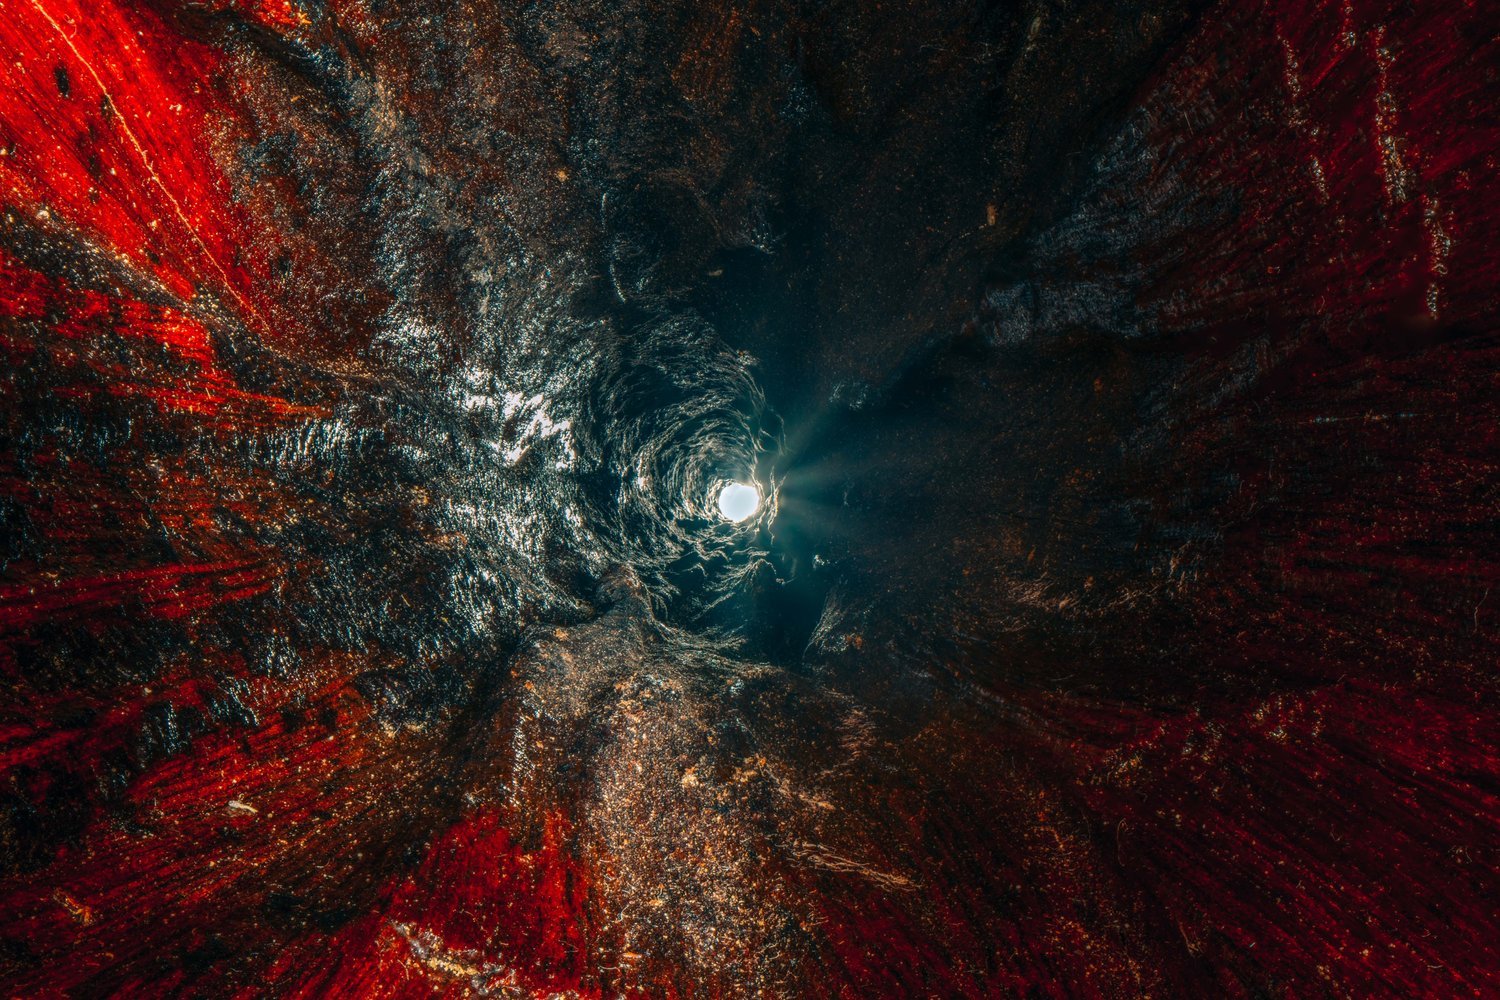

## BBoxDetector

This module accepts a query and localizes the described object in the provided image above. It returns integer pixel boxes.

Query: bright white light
[717,482,760,523]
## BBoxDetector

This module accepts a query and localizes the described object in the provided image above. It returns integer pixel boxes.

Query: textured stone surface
[1,0,1497,995]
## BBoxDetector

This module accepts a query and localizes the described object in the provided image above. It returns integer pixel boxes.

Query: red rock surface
[1,0,1497,996]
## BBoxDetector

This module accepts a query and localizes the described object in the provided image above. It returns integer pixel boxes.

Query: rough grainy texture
[1,0,1497,996]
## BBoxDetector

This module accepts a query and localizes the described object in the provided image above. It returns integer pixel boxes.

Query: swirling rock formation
[1,0,1497,996]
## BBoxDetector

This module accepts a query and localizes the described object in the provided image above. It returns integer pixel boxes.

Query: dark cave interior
[1,0,1498,996]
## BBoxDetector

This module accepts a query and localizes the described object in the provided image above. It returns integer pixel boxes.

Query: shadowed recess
[1,0,1498,997]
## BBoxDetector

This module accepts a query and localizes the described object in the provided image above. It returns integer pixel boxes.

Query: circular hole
[717,482,760,523]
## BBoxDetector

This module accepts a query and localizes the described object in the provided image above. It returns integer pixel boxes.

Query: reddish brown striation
[2,0,1499,996]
